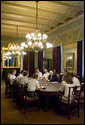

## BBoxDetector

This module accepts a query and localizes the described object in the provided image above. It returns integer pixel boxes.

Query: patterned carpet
[1,80,84,124]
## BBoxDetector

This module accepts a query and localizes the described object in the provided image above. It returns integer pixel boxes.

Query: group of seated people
[7,68,81,101]
[35,68,60,82]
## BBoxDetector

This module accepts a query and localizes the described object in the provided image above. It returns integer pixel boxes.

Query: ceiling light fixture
[20,1,52,51]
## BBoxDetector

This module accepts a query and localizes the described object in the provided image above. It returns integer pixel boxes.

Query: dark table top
[38,79,61,94]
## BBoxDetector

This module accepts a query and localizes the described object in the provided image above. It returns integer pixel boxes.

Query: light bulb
[41,46,43,49]
[9,57,12,59]
[33,37,36,40]
[21,42,25,47]
[22,52,27,55]
[38,33,41,37]
[26,34,30,39]
[25,44,28,48]
[38,42,43,47]
[28,41,32,46]
[31,33,34,37]
[43,34,48,39]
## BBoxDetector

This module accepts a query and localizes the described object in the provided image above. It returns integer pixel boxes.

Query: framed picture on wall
[65,53,74,69]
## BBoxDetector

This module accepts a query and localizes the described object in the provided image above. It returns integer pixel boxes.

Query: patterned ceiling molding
[47,14,84,34]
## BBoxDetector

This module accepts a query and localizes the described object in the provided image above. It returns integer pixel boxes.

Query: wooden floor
[1,80,84,124]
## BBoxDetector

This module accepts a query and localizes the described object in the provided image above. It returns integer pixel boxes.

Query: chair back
[5,77,11,86]
[68,86,81,104]
[18,84,27,98]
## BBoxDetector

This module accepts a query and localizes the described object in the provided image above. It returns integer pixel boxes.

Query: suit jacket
[48,74,58,82]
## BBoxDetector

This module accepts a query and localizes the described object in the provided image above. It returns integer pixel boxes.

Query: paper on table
[50,82,58,83]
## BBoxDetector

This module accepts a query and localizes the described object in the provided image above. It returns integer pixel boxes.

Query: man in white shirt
[20,71,29,86]
[27,73,40,98]
[16,69,24,83]
[42,69,49,81]
[9,70,16,85]
[70,73,81,90]
[35,68,43,78]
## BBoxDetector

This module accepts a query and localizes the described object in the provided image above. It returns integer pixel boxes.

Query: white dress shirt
[43,72,49,80]
[72,77,81,90]
[27,78,40,91]
[16,74,23,83]
[37,72,43,77]
[9,74,16,85]
[20,76,29,85]
[59,81,75,101]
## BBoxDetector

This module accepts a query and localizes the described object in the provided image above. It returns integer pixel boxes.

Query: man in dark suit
[48,70,58,82]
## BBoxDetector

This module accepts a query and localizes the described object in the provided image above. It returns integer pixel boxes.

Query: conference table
[38,79,61,95]
[36,79,61,111]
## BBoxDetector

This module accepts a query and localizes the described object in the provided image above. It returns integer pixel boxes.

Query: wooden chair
[17,84,40,113]
[5,77,13,97]
[57,86,81,119]
[80,83,84,106]
[12,80,20,101]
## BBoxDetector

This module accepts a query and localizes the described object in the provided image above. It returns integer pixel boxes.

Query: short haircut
[70,73,75,77]
[64,68,68,73]
[63,75,73,84]
[20,69,24,74]
[32,73,38,79]
[23,71,28,76]
[11,70,16,74]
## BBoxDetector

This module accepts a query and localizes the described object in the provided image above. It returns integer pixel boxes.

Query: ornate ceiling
[1,1,84,45]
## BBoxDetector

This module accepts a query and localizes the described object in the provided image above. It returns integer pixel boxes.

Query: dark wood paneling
[23,51,35,77]
[29,51,35,77]
[53,46,61,73]
[77,41,82,81]
[38,50,43,72]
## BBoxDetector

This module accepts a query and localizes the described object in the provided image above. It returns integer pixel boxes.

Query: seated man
[53,69,57,75]
[9,70,16,85]
[42,68,49,81]
[27,73,40,98]
[35,68,43,78]
[20,71,29,86]
[48,70,58,82]
[61,68,70,81]
[16,69,24,83]
[70,73,81,91]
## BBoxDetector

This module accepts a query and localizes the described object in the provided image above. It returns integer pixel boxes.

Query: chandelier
[21,1,49,50]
